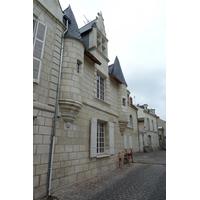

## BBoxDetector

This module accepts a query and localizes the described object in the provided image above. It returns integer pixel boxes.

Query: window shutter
[90,117,97,157]
[132,117,134,129]
[146,118,148,131]
[150,120,152,131]
[108,122,114,155]
[154,121,157,131]
[33,20,47,83]
[124,135,127,149]
[129,136,133,149]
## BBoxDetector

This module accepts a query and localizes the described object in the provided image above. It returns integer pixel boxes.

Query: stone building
[157,117,166,149]
[137,104,159,152]
[33,1,140,199]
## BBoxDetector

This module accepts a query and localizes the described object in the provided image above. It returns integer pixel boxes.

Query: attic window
[96,30,107,57]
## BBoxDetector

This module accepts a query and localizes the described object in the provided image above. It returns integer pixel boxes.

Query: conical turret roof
[63,5,82,41]
[108,56,127,86]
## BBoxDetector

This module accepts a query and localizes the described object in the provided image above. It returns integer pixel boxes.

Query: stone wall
[33,0,65,198]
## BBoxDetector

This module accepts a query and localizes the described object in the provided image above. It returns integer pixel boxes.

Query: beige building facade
[33,1,140,199]
[137,104,159,152]
[157,117,166,149]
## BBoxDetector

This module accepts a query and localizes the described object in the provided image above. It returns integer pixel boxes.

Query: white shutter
[150,120,152,131]
[129,136,133,149]
[33,20,47,83]
[90,117,97,157]
[146,118,148,131]
[154,121,157,132]
[109,122,114,155]
[124,135,127,149]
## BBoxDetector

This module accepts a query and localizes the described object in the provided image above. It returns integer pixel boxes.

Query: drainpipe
[46,19,68,197]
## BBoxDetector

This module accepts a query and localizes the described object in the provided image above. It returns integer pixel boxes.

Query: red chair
[118,152,123,169]
[128,149,133,163]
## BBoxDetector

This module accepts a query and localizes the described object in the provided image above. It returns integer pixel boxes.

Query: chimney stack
[130,97,132,105]
[144,104,148,110]
[151,109,155,114]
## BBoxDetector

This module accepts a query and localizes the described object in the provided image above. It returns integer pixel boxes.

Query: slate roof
[80,19,97,34]
[108,56,127,86]
[62,5,101,65]
[63,5,82,41]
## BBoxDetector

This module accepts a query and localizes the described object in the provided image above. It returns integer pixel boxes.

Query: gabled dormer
[80,12,109,74]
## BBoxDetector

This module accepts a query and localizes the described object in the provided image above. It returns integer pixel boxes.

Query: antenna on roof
[84,15,90,24]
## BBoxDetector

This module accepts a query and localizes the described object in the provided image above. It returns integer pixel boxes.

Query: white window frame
[97,74,105,101]
[33,19,47,84]
[97,122,105,153]
[146,118,149,131]
[90,117,114,157]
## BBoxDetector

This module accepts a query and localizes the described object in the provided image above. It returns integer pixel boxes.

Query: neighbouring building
[157,117,166,149]
[137,104,159,152]
[33,1,140,199]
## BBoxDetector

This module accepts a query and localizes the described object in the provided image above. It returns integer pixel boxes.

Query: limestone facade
[157,117,166,148]
[137,104,159,152]
[33,1,140,199]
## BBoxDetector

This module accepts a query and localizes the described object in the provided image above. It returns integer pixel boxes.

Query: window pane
[97,75,104,100]
[97,122,105,153]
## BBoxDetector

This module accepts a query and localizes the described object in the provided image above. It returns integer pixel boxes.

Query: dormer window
[96,30,107,57]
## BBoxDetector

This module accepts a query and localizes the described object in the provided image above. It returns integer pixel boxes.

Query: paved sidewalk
[43,150,166,200]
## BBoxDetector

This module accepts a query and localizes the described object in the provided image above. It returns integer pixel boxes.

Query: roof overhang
[109,73,122,84]
[84,51,101,65]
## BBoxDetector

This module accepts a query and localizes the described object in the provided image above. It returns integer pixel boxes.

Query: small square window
[122,98,126,106]
[77,63,80,73]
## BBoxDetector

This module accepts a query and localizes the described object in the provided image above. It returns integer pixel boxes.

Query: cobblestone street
[46,151,166,200]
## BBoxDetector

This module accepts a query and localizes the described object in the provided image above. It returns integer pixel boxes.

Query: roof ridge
[80,18,96,30]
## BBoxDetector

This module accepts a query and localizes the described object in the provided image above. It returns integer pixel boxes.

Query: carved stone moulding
[118,120,128,136]
[59,99,82,124]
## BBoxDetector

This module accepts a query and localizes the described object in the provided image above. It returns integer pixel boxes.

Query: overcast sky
[59,0,166,121]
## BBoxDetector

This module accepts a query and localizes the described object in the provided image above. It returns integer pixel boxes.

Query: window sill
[94,97,110,106]
[97,154,110,159]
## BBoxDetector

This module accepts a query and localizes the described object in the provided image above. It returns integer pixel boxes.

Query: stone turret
[59,5,84,127]
[108,56,128,135]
